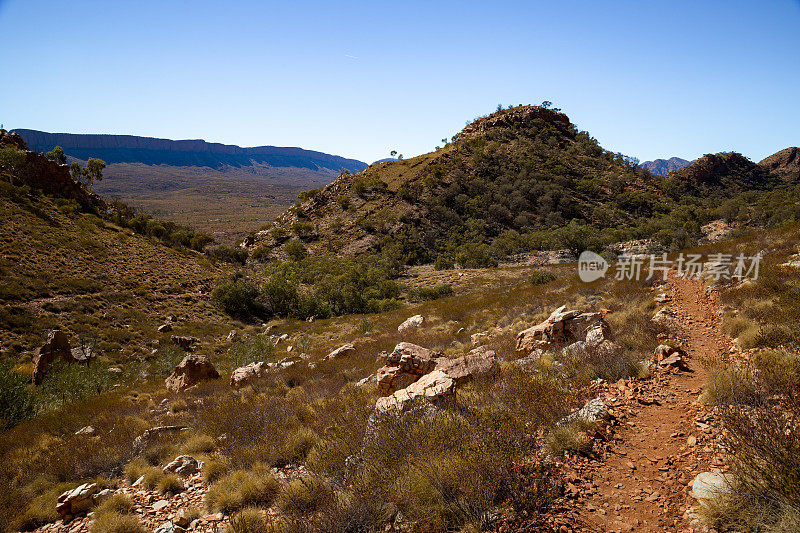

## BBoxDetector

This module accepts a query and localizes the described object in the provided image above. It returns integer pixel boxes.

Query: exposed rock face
[0,129,27,150]
[165,355,220,392]
[229,361,268,388]
[323,343,355,361]
[638,157,692,176]
[759,146,800,184]
[460,105,570,138]
[376,342,440,394]
[32,330,76,385]
[171,335,200,350]
[56,482,102,519]
[375,346,499,413]
[397,314,425,333]
[516,306,608,354]
[163,455,204,476]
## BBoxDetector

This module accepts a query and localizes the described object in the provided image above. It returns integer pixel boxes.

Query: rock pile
[56,483,112,521]
[163,455,204,476]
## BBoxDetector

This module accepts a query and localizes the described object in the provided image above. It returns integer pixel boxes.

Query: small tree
[390,150,397,158]
[45,146,67,165]
[541,100,552,109]
[83,158,106,187]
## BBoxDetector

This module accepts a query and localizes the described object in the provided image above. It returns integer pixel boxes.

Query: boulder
[559,397,610,426]
[323,343,355,362]
[433,347,499,385]
[56,482,100,518]
[691,471,731,500]
[171,335,200,350]
[397,314,425,333]
[32,330,75,384]
[654,344,686,363]
[375,347,498,413]
[230,361,268,388]
[376,370,455,413]
[659,352,690,371]
[516,306,607,353]
[165,355,219,392]
[652,307,675,326]
[163,455,204,476]
[376,342,440,394]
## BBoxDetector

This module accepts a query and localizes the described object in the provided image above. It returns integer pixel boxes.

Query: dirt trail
[571,276,729,532]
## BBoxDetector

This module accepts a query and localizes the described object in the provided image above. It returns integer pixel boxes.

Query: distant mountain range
[12,129,369,242]
[638,157,693,176]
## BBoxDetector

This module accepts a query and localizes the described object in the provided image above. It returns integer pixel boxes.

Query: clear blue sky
[1,0,798,164]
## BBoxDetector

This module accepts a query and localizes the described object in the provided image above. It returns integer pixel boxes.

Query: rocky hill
[638,156,693,176]
[250,106,790,265]
[666,151,781,196]
[759,146,800,184]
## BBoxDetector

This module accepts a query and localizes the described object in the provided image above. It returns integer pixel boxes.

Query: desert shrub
[284,428,319,463]
[141,467,164,490]
[95,493,135,515]
[528,269,557,285]
[276,475,334,516]
[0,359,35,429]
[213,274,264,320]
[284,239,308,261]
[209,245,248,265]
[407,284,454,302]
[184,433,216,454]
[336,195,350,210]
[225,507,270,533]
[9,482,72,532]
[202,458,230,483]
[546,422,592,456]
[205,467,280,514]
[157,473,184,495]
[123,458,149,484]
[90,511,147,533]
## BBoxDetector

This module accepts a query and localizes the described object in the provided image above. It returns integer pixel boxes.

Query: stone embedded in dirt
[152,499,170,511]
[559,397,610,426]
[659,352,689,371]
[32,329,76,385]
[171,335,200,350]
[163,455,204,476]
[376,342,440,394]
[397,314,425,333]
[56,482,100,518]
[654,292,671,303]
[652,306,675,326]
[654,344,687,363]
[323,343,356,362]
[158,323,173,333]
[165,355,220,392]
[229,361,268,388]
[516,306,608,353]
[226,330,237,341]
[74,425,95,435]
[691,471,731,500]
[155,523,185,533]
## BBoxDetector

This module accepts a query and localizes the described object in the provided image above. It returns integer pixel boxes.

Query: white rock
[691,471,731,500]
[398,314,425,333]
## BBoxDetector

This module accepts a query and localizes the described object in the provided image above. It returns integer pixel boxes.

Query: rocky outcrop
[516,306,608,354]
[229,361,269,388]
[323,343,355,362]
[375,346,499,413]
[56,483,111,521]
[165,355,219,392]
[163,455,204,476]
[171,335,200,350]
[460,106,570,138]
[32,330,76,385]
[397,314,425,333]
[638,157,692,176]
[376,343,440,394]
[759,146,800,184]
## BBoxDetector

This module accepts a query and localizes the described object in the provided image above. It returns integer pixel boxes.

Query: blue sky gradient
[1,0,798,163]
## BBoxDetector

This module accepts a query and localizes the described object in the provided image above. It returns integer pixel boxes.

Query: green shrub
[209,245,248,265]
[0,359,35,429]
[212,274,264,319]
[434,255,455,270]
[528,269,557,285]
[284,239,308,261]
[407,284,454,302]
